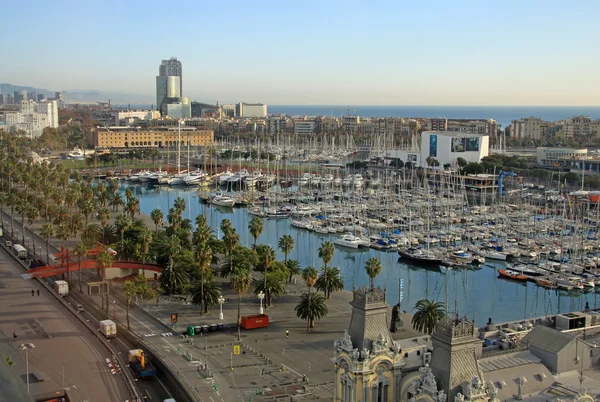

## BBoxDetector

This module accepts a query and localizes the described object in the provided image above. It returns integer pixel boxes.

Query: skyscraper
[159,57,183,95]
[156,57,183,115]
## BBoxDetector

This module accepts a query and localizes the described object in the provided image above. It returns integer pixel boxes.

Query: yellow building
[89,127,214,148]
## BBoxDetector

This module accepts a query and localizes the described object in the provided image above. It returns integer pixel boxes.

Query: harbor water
[124,183,598,327]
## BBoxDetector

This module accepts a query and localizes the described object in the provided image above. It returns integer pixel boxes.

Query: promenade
[0,245,130,401]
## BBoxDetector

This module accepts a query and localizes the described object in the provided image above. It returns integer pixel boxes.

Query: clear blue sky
[3,0,599,105]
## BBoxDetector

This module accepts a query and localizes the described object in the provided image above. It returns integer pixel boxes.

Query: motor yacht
[211,195,236,207]
[334,234,370,249]
[183,171,206,186]
[219,170,234,185]
[243,171,263,187]
[398,247,442,265]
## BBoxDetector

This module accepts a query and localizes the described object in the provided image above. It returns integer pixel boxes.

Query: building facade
[236,102,267,118]
[1,99,58,138]
[535,147,588,166]
[158,57,183,97]
[112,110,161,126]
[511,116,544,140]
[89,127,214,148]
[293,120,315,135]
[430,118,448,131]
[420,131,489,167]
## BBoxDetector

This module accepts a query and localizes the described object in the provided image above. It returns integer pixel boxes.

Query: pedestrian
[31,289,34,296]
[13,332,17,340]
[286,329,289,338]
[37,289,40,296]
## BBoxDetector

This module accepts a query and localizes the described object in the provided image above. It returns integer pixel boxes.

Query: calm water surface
[123,184,599,326]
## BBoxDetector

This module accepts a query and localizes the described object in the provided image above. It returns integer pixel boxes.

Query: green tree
[411,299,446,335]
[222,225,240,277]
[248,217,264,248]
[364,257,383,290]
[295,292,328,331]
[254,272,286,306]
[150,208,164,234]
[96,249,115,313]
[278,234,294,263]
[456,157,467,168]
[285,259,302,283]
[73,243,88,293]
[318,241,334,269]
[315,266,344,300]
[190,276,222,314]
[40,223,54,265]
[302,267,318,290]
[122,280,138,330]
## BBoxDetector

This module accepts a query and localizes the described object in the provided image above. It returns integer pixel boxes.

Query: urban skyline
[3,0,600,106]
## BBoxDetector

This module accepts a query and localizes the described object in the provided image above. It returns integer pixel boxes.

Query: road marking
[209,398,215,402]
[156,376,172,398]
[145,389,152,400]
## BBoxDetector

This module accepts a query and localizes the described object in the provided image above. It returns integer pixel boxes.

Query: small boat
[498,269,528,282]
[219,170,234,185]
[535,278,556,289]
[68,147,86,160]
[211,195,236,207]
[334,234,370,249]
[248,207,267,218]
[398,247,442,265]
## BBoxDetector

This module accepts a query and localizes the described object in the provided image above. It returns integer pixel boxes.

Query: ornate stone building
[333,286,405,401]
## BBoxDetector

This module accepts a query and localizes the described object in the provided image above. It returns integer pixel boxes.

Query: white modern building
[236,102,267,118]
[293,120,315,135]
[386,131,489,168]
[1,99,58,138]
[112,110,161,126]
[536,147,587,166]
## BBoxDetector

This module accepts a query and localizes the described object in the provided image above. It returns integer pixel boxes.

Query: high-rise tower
[156,57,183,115]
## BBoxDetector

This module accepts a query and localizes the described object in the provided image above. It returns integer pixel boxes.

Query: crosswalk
[143,332,174,338]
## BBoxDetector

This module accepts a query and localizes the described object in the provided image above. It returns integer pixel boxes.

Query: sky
[2,0,599,106]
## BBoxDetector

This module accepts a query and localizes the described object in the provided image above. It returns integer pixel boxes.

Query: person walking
[286,329,289,338]
[31,289,34,296]
[13,332,17,340]
[37,289,40,296]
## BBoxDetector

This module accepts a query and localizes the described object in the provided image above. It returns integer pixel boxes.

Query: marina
[112,169,600,326]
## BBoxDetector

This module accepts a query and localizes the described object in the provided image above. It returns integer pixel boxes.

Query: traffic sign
[233,345,240,355]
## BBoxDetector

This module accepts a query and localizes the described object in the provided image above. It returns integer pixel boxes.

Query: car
[76,304,85,313]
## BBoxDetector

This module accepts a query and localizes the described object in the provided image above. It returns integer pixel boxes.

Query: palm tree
[100,224,117,245]
[302,267,318,290]
[315,266,344,299]
[122,280,138,329]
[256,244,276,300]
[222,227,240,277]
[231,268,252,341]
[278,234,294,263]
[96,250,115,313]
[364,257,383,290]
[150,208,164,234]
[68,213,84,238]
[73,243,88,293]
[126,197,140,219]
[173,197,186,215]
[124,188,133,203]
[40,223,54,264]
[411,299,446,335]
[318,241,335,268]
[190,277,222,313]
[115,214,131,251]
[220,218,233,237]
[248,217,264,248]
[26,205,39,256]
[80,223,101,246]
[285,259,302,283]
[254,273,286,306]
[109,192,124,212]
[295,292,328,331]
[97,208,110,227]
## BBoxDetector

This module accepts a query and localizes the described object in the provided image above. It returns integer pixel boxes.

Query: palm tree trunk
[237,292,242,341]
[126,299,131,329]
[78,259,82,293]
[45,239,49,265]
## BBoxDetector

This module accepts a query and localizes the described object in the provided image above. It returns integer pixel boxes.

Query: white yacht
[211,195,236,207]
[321,174,334,186]
[291,219,314,230]
[227,169,249,185]
[342,176,353,186]
[168,171,188,186]
[353,174,364,187]
[129,170,150,182]
[68,147,86,160]
[299,173,311,186]
[333,177,342,187]
[183,170,206,186]
[310,174,321,186]
[219,170,234,186]
[243,171,263,186]
[148,170,169,184]
[334,234,370,249]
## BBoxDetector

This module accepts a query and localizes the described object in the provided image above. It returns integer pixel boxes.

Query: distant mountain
[63,89,154,105]
[0,83,54,97]
[0,83,153,105]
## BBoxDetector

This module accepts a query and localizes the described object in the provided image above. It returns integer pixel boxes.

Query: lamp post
[20,343,35,393]
[218,296,225,320]
[258,291,265,314]
[576,337,598,393]
[112,300,116,319]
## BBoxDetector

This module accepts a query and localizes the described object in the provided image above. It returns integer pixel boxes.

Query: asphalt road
[1,217,174,402]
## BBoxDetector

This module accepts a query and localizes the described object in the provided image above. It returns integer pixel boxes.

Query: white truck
[99,320,117,338]
[13,244,27,259]
[54,280,69,296]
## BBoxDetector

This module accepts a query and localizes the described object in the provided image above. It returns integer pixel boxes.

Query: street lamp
[576,337,598,392]
[112,300,116,319]
[218,296,225,320]
[20,343,35,393]
[258,291,265,314]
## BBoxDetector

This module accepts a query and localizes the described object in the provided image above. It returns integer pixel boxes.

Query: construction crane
[498,170,516,199]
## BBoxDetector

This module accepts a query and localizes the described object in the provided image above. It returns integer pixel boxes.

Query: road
[0,245,130,401]
[2,218,174,402]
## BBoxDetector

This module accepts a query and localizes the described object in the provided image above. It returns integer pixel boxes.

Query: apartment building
[89,127,214,148]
